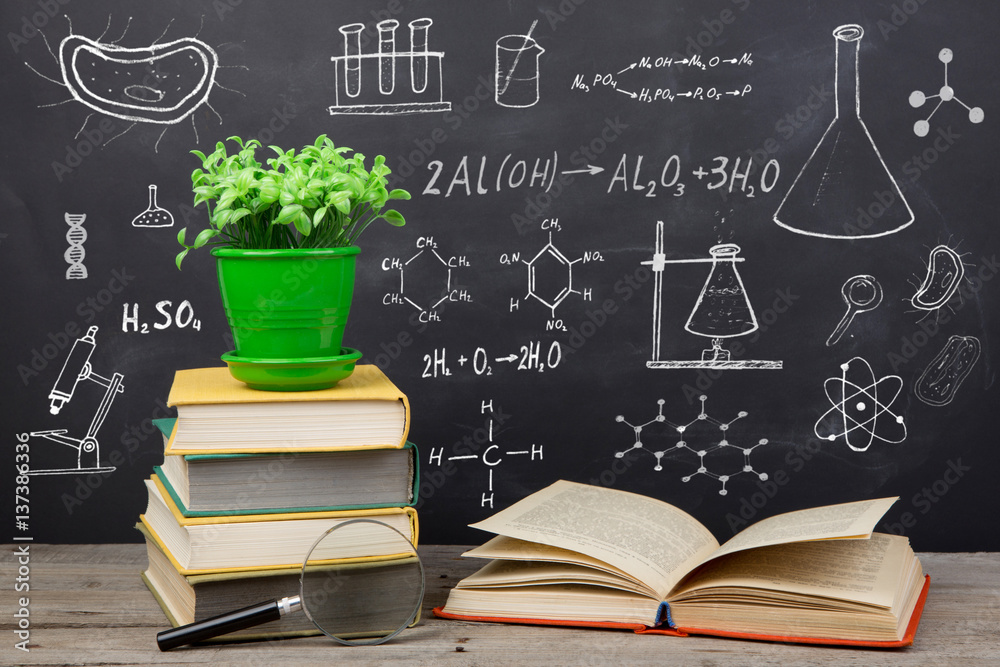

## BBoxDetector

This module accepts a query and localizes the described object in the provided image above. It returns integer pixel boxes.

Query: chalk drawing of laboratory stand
[329,18,451,115]
[642,220,782,370]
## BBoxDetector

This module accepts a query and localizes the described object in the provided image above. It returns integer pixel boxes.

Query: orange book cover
[433,575,930,648]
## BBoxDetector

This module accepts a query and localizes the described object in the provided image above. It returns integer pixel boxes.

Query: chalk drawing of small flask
[773,24,913,239]
[131,184,174,228]
[496,32,545,108]
[685,244,758,362]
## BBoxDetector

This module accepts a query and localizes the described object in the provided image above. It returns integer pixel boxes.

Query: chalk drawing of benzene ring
[60,34,218,124]
[814,357,906,452]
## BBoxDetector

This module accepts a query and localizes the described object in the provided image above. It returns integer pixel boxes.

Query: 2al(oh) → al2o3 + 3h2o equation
[420,150,779,200]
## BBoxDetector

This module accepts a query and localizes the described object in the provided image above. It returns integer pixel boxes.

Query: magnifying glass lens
[156,519,423,651]
[300,519,424,646]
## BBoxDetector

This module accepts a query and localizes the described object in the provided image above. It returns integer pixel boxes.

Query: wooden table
[3,545,997,665]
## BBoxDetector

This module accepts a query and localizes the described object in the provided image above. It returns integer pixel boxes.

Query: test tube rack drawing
[642,220,782,370]
[329,18,451,115]
[27,326,125,475]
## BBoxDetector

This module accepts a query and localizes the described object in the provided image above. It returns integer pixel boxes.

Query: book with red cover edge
[434,574,929,648]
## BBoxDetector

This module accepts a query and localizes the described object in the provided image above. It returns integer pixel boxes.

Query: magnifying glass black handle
[157,597,298,651]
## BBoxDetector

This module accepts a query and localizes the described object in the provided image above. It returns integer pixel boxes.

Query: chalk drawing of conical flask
[685,244,758,362]
[773,25,913,239]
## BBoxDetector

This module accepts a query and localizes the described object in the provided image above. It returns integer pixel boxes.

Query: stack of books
[138,365,418,641]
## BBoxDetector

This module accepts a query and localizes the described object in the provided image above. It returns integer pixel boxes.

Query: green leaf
[328,190,352,214]
[294,211,312,236]
[193,228,218,249]
[275,204,304,225]
[176,227,187,245]
[388,188,411,200]
[213,208,234,227]
[259,182,280,204]
[382,209,406,226]
[217,189,239,210]
[313,206,328,227]
[175,248,189,269]
[230,208,252,224]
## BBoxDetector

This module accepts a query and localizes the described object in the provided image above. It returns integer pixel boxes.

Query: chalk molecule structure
[614,395,769,496]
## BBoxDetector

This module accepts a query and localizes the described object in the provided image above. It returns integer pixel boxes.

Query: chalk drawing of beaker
[496,31,545,108]
[773,24,914,239]
[339,23,365,98]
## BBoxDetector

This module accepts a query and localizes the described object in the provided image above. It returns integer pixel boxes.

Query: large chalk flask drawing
[773,25,914,239]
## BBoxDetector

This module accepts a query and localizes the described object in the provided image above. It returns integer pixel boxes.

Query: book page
[469,480,719,597]
[707,497,897,562]
[464,535,636,579]
[670,532,913,607]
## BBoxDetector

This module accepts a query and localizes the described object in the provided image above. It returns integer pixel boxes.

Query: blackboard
[2,0,998,551]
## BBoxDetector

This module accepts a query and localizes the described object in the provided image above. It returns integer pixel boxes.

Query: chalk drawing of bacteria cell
[61,34,217,122]
[28,17,239,150]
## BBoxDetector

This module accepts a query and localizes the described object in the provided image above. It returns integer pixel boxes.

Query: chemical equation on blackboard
[426,399,544,509]
[571,53,754,104]
[420,341,562,378]
[422,151,779,200]
[381,237,472,322]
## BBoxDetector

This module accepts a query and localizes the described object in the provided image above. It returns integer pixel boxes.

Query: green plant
[176,135,410,268]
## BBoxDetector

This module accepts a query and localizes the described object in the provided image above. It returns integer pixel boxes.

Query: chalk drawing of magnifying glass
[826,275,883,346]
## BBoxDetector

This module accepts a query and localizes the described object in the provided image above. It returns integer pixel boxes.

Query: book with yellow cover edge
[139,474,418,575]
[136,522,422,642]
[164,365,410,455]
[435,481,929,648]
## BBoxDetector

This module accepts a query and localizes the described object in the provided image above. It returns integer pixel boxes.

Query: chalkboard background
[3,0,998,550]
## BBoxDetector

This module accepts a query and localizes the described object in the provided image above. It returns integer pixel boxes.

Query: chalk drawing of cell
[908,243,973,322]
[26,15,245,152]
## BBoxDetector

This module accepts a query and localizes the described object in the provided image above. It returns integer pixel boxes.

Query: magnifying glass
[156,519,424,650]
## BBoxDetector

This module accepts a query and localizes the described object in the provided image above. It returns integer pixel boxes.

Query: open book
[435,481,928,647]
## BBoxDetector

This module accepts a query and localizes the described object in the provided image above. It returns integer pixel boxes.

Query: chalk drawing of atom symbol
[814,357,907,452]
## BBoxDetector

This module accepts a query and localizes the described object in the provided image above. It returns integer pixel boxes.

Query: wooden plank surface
[2,545,998,666]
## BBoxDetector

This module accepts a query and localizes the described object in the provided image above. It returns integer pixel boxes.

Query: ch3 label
[121,301,201,334]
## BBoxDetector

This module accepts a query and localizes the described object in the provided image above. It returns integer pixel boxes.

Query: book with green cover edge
[153,418,420,515]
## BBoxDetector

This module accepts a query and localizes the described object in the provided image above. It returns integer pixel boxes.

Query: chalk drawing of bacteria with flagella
[26,15,245,151]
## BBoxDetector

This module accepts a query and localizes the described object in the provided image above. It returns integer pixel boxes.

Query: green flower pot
[213,247,360,388]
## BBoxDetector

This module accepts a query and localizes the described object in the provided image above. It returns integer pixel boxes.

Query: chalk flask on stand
[773,25,913,239]
[684,244,758,362]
